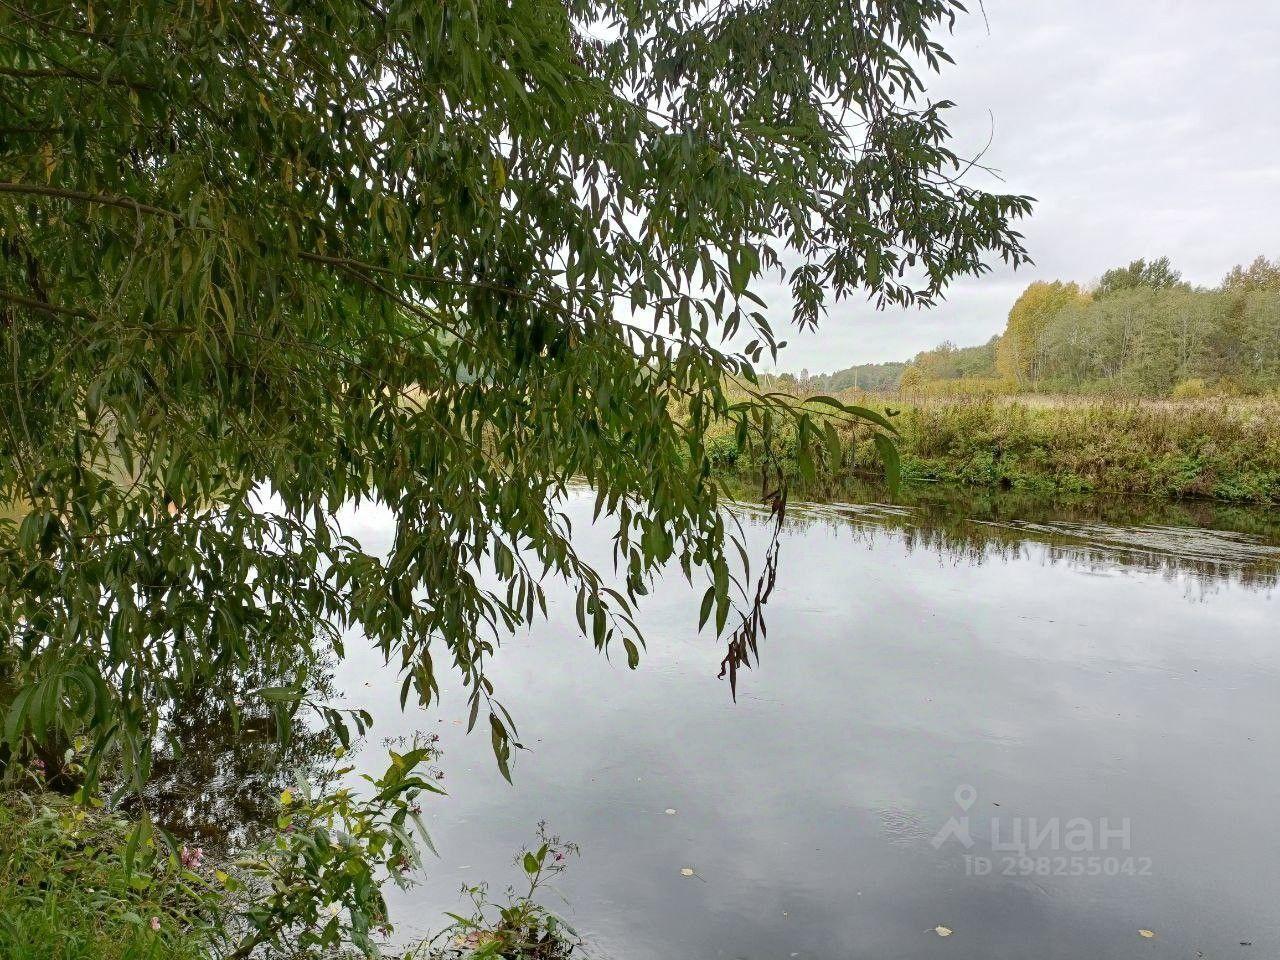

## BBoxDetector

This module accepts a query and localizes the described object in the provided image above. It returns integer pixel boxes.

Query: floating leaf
[935,926,953,937]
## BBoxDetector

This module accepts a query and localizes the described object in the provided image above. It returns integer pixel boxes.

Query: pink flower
[150,917,161,931]
[180,845,204,870]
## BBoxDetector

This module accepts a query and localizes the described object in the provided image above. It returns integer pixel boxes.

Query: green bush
[412,825,581,960]
[704,433,743,470]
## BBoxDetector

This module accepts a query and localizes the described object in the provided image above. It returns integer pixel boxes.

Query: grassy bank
[0,790,580,960]
[0,793,215,960]
[705,392,1280,504]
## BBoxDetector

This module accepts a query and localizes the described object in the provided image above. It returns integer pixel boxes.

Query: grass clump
[0,793,217,960]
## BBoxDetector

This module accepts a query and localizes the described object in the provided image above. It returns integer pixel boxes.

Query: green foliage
[871,256,1280,397]
[787,255,1280,399]
[699,386,906,495]
[995,280,1091,382]
[791,338,999,394]
[0,745,451,960]
[0,792,218,960]
[225,747,445,958]
[898,375,1016,397]
[899,335,999,385]
[1170,378,1209,399]
[797,361,908,392]
[1024,255,1280,393]
[0,3,1026,762]
[1023,284,1280,394]
[1221,255,1280,295]
[785,394,1280,504]
[1095,256,1186,298]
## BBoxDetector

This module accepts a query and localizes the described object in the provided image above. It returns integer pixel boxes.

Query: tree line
[799,255,1280,396]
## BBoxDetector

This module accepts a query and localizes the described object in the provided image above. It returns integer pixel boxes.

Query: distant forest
[791,255,1280,396]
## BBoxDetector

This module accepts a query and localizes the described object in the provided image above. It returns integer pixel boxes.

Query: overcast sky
[768,0,1280,374]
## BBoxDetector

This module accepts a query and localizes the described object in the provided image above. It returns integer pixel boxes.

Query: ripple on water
[968,519,1280,568]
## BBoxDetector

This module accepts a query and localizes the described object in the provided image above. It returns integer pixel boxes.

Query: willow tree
[0,0,1028,945]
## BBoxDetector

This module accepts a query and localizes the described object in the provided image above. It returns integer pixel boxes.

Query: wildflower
[180,845,204,870]
[30,758,45,774]
[150,917,161,931]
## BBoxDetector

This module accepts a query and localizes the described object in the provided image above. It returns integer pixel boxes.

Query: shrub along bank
[703,394,1280,504]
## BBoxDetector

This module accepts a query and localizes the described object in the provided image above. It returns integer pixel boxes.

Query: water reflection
[761,482,1280,594]
[128,658,340,855]
[3,495,346,854]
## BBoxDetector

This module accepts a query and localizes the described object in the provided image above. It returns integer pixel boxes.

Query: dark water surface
[332,483,1280,959]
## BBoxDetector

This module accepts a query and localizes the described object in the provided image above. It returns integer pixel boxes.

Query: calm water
[328,483,1280,959]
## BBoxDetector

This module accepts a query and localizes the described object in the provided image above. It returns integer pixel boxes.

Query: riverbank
[0,789,579,960]
[705,392,1280,504]
[0,792,213,960]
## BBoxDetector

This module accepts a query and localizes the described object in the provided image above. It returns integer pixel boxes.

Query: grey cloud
[771,0,1280,372]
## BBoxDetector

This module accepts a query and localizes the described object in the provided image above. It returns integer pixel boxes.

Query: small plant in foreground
[417,824,581,960]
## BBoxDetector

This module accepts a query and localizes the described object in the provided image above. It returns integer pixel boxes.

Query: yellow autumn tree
[996,281,1092,383]
[898,364,925,392]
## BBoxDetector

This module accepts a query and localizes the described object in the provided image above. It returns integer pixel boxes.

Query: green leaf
[490,714,513,785]
[698,585,715,631]
[4,685,33,747]
[257,685,304,703]
[872,432,901,497]
[843,404,900,435]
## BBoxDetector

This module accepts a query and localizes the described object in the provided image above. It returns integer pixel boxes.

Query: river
[306,481,1280,959]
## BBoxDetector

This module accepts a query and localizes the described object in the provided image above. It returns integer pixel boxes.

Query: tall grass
[0,794,213,960]
[706,389,1280,504]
